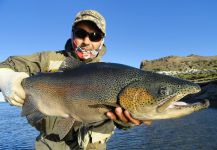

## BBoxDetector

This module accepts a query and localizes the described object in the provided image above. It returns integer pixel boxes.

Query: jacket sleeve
[0,51,66,75]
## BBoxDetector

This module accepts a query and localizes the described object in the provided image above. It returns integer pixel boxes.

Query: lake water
[0,102,216,150]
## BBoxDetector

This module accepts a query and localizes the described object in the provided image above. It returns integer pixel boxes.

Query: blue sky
[0,0,217,68]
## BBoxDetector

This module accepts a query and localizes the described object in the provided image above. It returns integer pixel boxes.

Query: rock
[182,81,217,108]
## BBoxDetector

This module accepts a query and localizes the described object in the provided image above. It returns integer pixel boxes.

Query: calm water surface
[0,103,216,150]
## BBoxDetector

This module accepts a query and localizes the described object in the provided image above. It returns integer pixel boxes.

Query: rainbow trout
[21,61,209,138]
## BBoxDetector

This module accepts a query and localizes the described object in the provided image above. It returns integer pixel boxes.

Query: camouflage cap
[73,10,106,36]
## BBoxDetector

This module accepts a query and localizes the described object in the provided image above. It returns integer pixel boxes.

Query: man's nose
[83,36,91,45]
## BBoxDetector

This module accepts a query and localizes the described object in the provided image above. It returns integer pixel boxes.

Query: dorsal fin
[59,57,85,71]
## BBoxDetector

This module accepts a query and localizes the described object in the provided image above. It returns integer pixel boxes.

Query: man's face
[72,22,103,51]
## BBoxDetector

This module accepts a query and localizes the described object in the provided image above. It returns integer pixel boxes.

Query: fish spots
[119,87,155,113]
[133,88,155,114]
[119,87,136,112]
[34,82,67,98]
[21,62,209,123]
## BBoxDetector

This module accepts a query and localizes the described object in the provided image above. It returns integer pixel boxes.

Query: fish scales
[25,63,142,103]
[21,62,209,126]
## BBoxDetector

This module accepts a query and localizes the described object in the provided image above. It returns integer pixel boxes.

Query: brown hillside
[140,55,217,83]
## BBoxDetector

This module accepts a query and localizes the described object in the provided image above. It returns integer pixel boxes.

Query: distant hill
[140,55,217,83]
[140,54,217,107]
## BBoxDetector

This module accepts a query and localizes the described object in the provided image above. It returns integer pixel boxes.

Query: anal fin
[53,118,76,140]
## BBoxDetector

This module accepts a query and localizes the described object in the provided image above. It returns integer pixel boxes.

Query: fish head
[119,73,209,120]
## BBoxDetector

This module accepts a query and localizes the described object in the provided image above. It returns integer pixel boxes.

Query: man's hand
[0,68,29,107]
[106,107,152,126]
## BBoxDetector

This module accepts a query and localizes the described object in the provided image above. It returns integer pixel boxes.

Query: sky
[0,1,217,100]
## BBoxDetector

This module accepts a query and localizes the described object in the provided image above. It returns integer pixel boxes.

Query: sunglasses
[73,28,104,42]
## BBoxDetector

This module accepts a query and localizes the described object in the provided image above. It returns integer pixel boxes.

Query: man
[0,10,151,149]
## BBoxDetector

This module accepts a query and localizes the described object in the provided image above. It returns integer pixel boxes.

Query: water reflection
[107,108,217,150]
[0,103,216,150]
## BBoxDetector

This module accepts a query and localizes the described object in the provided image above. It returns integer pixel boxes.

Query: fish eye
[158,86,170,96]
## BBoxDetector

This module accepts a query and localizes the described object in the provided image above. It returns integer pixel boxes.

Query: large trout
[21,61,209,138]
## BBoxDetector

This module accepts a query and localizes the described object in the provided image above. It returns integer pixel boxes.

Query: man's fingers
[13,94,25,104]
[107,107,153,126]
[5,94,24,107]
[15,85,26,100]
[143,120,152,126]
[106,112,117,120]
[115,107,128,123]
[124,110,141,125]
[8,97,23,107]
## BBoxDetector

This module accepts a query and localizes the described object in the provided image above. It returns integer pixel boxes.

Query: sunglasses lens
[74,28,103,42]
[74,29,87,39]
[89,33,103,42]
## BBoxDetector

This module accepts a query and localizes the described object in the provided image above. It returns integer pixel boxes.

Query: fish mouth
[157,92,209,113]
[157,84,203,113]
[157,94,181,112]
[167,99,210,110]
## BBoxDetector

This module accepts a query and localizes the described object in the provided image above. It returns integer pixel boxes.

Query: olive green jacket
[0,39,133,147]
[0,39,129,149]
[0,39,106,74]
